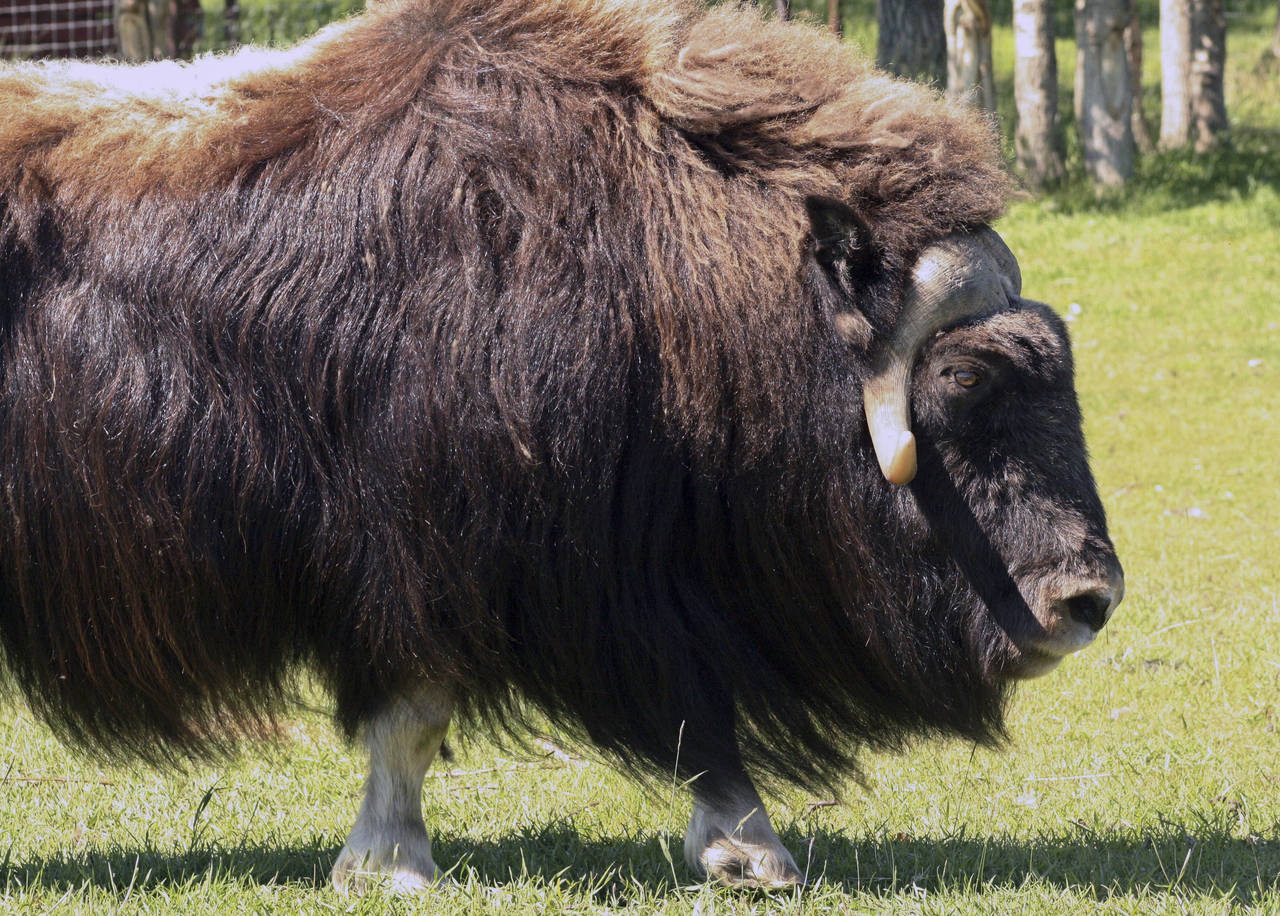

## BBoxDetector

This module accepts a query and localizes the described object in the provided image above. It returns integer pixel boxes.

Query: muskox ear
[805,196,873,273]
[805,196,875,346]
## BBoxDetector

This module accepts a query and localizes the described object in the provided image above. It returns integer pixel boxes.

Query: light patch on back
[12,20,345,111]
[0,19,354,201]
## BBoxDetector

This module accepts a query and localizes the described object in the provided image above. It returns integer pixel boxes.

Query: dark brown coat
[0,0,1020,791]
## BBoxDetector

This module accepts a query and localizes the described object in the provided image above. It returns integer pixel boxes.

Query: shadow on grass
[1036,128,1280,217]
[4,822,1279,904]
[988,45,1280,219]
[0,836,334,894]
[783,824,1280,904]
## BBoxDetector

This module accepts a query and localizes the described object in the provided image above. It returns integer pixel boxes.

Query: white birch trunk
[945,0,996,111]
[1014,0,1065,188]
[1272,0,1280,59]
[1076,0,1135,187]
[1160,0,1192,148]
[146,0,170,59]
[115,0,153,60]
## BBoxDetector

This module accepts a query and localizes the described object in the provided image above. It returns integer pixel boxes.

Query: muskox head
[807,197,1124,681]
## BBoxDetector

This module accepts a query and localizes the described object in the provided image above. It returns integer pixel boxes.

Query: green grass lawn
[4,5,1280,915]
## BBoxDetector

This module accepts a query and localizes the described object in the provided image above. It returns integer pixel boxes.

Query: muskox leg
[683,771,803,888]
[331,688,453,894]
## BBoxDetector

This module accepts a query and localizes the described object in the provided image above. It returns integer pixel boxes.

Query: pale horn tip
[882,430,917,485]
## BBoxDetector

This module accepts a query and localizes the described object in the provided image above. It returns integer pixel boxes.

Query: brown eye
[953,369,982,389]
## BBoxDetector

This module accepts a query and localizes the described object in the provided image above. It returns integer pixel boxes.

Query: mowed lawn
[4,10,1280,916]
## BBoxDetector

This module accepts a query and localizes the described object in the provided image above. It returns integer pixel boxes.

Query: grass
[4,4,1280,915]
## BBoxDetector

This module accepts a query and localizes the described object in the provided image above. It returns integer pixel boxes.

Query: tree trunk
[115,0,199,59]
[776,0,790,21]
[877,0,946,84]
[1013,0,1066,188]
[1160,0,1193,147]
[945,0,996,110]
[1272,0,1280,59]
[116,0,152,60]
[1189,0,1228,150]
[145,0,170,57]
[145,0,172,57]
[1125,0,1155,153]
[169,0,203,57]
[828,0,843,36]
[224,0,240,47]
[1076,0,1135,187]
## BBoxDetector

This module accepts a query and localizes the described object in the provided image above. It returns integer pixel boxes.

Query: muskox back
[0,0,1019,793]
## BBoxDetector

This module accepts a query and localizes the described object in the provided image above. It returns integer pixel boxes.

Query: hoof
[685,787,803,890]
[698,830,804,889]
[331,838,443,895]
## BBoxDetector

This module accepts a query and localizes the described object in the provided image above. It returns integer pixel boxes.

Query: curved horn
[863,227,1020,485]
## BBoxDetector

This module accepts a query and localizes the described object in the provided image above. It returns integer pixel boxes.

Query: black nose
[1062,587,1114,632]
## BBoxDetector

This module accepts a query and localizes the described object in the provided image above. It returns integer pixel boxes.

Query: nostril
[1063,589,1113,632]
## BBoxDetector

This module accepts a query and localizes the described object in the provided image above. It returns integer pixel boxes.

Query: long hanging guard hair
[0,0,1012,792]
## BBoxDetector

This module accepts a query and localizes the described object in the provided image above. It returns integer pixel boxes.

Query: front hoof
[699,832,803,889]
[331,842,443,895]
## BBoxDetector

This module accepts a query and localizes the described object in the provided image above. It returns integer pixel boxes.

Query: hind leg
[331,687,453,894]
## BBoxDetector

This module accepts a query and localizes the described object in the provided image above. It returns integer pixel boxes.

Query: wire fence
[1,0,116,58]
[1,0,363,59]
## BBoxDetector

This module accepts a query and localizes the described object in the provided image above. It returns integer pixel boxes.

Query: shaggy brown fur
[0,0,1008,455]
[0,0,1047,795]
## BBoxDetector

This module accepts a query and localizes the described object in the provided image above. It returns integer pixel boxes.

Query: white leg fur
[683,777,802,888]
[331,688,453,894]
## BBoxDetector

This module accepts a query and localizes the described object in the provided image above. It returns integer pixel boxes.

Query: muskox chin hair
[0,0,1010,791]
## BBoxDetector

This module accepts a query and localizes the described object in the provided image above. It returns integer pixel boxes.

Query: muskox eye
[953,369,982,389]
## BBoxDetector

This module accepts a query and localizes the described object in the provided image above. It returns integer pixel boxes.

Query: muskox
[0,0,1123,891]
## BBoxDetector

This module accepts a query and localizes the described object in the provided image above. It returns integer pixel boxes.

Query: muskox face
[908,302,1124,679]
[808,197,1123,681]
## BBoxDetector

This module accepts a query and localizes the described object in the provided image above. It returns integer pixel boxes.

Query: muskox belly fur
[0,0,1122,890]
